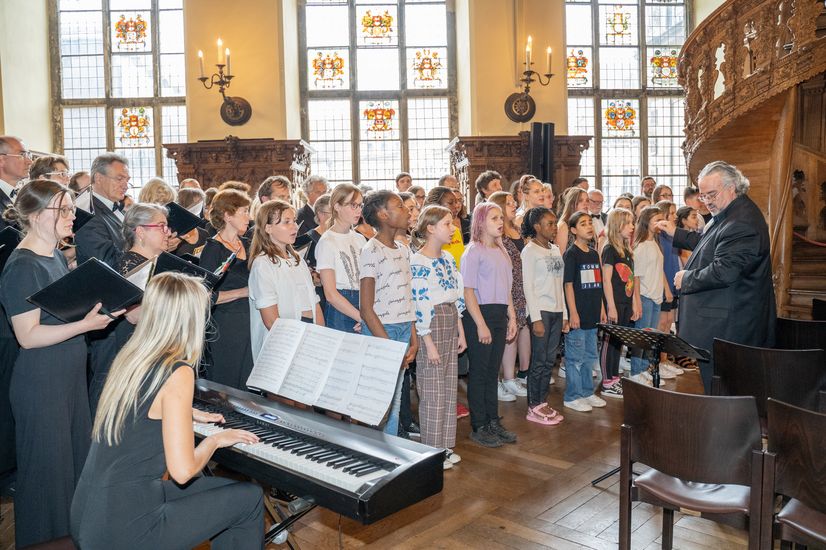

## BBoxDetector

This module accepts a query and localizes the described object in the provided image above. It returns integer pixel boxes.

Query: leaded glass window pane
[406,48,447,89]
[111,54,154,97]
[110,11,151,53]
[356,48,400,90]
[357,5,399,46]
[308,100,353,182]
[404,4,447,46]
[308,50,350,90]
[599,47,639,89]
[599,4,638,46]
[306,5,350,47]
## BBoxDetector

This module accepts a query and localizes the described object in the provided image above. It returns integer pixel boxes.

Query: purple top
[460,242,513,305]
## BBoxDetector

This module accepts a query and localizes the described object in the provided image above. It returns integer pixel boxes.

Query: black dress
[174,227,209,257]
[0,248,90,547]
[199,237,254,389]
[71,362,264,549]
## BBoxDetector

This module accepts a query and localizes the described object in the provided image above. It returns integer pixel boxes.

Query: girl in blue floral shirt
[410,205,467,470]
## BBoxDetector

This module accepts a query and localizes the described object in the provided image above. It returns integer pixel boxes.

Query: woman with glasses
[0,179,122,546]
[316,183,367,333]
[29,154,71,186]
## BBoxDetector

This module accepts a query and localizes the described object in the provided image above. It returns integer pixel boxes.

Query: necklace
[216,233,242,253]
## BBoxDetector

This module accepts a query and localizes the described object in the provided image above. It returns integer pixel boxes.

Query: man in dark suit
[75,153,130,413]
[296,174,329,236]
[665,161,776,393]
[0,136,31,481]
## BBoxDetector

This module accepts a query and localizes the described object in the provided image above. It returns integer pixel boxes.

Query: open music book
[246,318,408,426]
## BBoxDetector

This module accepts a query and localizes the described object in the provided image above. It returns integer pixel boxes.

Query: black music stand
[590,324,709,486]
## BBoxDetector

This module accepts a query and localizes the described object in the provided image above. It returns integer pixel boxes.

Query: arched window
[52,0,187,189]
[565,0,688,206]
[299,0,457,189]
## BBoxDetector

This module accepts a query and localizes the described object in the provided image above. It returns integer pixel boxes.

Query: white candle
[546,47,552,74]
[526,35,532,67]
[217,38,224,65]
[197,50,205,78]
[225,48,231,75]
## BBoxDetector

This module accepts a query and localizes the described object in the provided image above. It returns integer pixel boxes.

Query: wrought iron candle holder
[504,62,554,123]
[199,64,252,126]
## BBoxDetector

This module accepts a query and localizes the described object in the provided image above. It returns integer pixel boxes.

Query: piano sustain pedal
[288,497,314,514]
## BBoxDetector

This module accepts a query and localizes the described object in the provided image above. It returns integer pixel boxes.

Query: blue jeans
[324,289,359,333]
[362,321,411,436]
[563,328,598,402]
[630,296,662,375]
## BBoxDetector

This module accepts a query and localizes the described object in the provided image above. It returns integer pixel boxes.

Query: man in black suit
[0,136,31,480]
[296,175,329,236]
[663,161,776,393]
[75,153,130,413]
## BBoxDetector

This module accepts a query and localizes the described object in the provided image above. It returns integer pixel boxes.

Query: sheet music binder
[0,226,22,273]
[165,202,206,236]
[72,185,95,234]
[152,251,221,289]
[27,258,143,323]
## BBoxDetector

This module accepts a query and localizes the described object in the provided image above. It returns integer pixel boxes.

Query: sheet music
[278,324,343,404]
[315,333,367,412]
[246,319,306,393]
[124,260,154,291]
[344,338,407,425]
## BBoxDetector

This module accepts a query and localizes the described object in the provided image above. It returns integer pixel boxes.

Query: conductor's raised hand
[83,303,125,331]
[210,428,259,448]
[655,220,676,237]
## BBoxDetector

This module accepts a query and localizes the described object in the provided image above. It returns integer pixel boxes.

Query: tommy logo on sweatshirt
[579,263,602,289]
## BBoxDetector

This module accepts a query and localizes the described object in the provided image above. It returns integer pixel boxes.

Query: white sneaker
[628,372,653,386]
[592,368,599,378]
[655,365,677,380]
[515,375,528,388]
[558,366,566,379]
[660,360,684,376]
[443,459,454,470]
[502,378,527,397]
[585,394,607,408]
[563,398,593,412]
[445,449,461,464]
[497,381,516,402]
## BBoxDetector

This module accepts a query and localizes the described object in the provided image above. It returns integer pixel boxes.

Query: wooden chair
[762,399,826,548]
[775,317,826,351]
[813,298,826,321]
[619,380,765,550]
[712,339,826,423]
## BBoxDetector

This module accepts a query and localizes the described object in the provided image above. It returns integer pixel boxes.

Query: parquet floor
[0,368,749,549]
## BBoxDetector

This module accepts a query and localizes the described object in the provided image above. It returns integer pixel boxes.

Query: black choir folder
[27,258,143,323]
[165,202,206,236]
[124,251,226,291]
[246,319,408,427]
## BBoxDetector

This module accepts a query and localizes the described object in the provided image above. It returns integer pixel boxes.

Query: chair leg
[619,426,633,550]
[662,508,674,550]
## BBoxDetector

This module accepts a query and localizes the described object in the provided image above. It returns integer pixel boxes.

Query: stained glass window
[301,0,455,189]
[55,1,186,192]
[566,0,688,207]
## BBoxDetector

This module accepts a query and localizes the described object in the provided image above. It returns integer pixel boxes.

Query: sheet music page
[344,337,407,426]
[278,324,344,404]
[245,318,306,393]
[315,333,366,412]
[124,260,154,291]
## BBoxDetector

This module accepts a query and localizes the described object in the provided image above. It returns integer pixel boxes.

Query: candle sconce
[198,53,252,126]
[504,61,555,123]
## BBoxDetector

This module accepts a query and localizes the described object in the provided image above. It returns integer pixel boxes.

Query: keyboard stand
[264,493,316,546]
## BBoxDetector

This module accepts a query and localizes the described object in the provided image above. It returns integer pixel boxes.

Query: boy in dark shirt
[563,211,607,412]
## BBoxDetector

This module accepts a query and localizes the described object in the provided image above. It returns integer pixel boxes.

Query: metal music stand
[590,324,710,486]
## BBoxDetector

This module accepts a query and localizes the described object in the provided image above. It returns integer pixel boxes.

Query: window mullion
[398,0,409,173]
[349,0,360,184]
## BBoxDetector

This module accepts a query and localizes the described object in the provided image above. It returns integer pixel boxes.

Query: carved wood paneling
[447,133,591,207]
[163,136,312,194]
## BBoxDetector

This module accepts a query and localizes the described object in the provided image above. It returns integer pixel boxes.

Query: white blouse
[410,251,465,336]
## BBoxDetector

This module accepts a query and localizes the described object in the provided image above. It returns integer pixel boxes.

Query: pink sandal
[526,404,564,425]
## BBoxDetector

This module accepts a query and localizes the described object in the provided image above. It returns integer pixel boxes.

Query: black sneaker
[489,418,517,444]
[469,425,503,448]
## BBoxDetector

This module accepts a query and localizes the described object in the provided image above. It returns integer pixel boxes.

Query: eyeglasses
[44,206,77,218]
[0,151,33,160]
[588,198,604,205]
[316,209,331,216]
[104,173,131,185]
[344,201,364,210]
[698,190,720,203]
[47,170,71,178]
[140,222,170,233]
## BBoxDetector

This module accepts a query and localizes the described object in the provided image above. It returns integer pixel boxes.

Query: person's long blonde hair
[92,272,210,445]
[606,207,634,259]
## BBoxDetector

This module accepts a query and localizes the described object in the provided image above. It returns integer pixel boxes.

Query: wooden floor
[0,368,749,549]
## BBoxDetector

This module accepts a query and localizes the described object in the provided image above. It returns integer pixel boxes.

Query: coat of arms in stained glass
[312,51,346,89]
[117,107,152,145]
[412,49,443,88]
[567,49,589,86]
[363,101,396,138]
[361,10,394,44]
[604,100,636,136]
[605,8,631,45]
[114,14,148,51]
[650,49,679,86]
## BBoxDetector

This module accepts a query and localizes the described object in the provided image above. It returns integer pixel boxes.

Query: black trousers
[527,311,563,408]
[0,336,18,476]
[599,301,633,382]
[462,304,508,431]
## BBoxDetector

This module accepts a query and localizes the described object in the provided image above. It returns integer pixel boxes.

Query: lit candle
[546,47,552,74]
[225,48,231,75]
[526,35,532,67]
[217,38,224,65]
[197,50,204,78]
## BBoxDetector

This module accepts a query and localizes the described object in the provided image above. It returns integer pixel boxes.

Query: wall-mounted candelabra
[504,36,554,123]
[197,39,252,126]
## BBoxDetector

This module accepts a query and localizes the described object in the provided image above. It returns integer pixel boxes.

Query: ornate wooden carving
[163,136,313,194]
[680,0,826,172]
[447,133,591,207]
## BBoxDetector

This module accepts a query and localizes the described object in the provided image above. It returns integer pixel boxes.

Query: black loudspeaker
[528,122,543,179]
[542,122,555,185]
